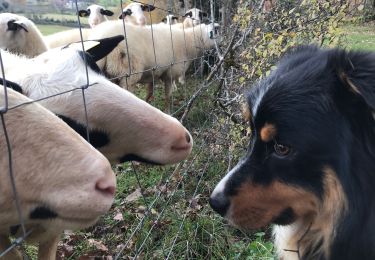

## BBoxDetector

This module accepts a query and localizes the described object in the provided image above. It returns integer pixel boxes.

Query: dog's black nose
[209,194,229,216]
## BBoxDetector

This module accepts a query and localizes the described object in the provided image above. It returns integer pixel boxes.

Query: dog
[209,45,375,260]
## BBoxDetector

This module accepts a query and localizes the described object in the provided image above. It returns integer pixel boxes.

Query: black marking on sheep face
[30,206,58,220]
[119,9,132,19]
[7,20,28,32]
[100,9,114,16]
[141,4,155,12]
[78,9,90,17]
[183,11,192,17]
[0,77,23,94]
[57,114,110,148]
[119,154,161,165]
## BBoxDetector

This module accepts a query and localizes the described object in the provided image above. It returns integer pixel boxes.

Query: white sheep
[2,35,193,165]
[88,21,220,113]
[0,86,116,259]
[78,4,114,28]
[0,35,192,259]
[0,13,48,57]
[44,27,91,49]
[158,8,207,92]
[118,2,155,26]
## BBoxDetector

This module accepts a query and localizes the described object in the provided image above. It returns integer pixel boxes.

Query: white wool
[89,21,219,112]
[44,28,91,49]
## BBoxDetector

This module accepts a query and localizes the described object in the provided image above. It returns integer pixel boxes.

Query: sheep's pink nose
[171,131,193,151]
[95,177,116,197]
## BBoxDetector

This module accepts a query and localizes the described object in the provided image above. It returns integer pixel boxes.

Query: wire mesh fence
[0,0,230,259]
[0,0,359,258]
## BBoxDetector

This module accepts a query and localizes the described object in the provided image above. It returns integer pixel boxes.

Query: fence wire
[0,0,223,258]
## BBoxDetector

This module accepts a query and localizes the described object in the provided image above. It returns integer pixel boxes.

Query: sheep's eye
[274,143,290,157]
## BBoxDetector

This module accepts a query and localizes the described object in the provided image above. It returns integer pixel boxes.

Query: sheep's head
[0,85,116,236]
[162,14,179,24]
[5,35,193,166]
[119,3,155,26]
[0,13,29,53]
[78,4,114,28]
[183,8,208,26]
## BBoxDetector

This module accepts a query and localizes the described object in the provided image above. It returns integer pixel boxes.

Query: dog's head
[210,45,375,231]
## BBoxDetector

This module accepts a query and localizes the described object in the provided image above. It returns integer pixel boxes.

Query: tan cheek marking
[229,181,319,230]
[274,167,347,260]
[260,123,277,142]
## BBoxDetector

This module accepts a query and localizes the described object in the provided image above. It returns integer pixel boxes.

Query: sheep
[2,35,193,165]
[118,2,155,26]
[156,9,206,95]
[0,13,48,58]
[0,85,116,259]
[161,14,179,24]
[78,4,114,28]
[44,28,91,49]
[45,2,156,49]
[88,21,220,113]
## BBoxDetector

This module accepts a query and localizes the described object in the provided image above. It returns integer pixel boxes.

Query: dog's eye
[274,143,290,157]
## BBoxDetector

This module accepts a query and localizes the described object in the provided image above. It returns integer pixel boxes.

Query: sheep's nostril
[95,179,115,197]
[185,132,191,143]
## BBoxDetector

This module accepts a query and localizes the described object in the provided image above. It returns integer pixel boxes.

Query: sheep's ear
[141,4,155,12]
[85,35,124,62]
[183,11,192,17]
[7,20,28,32]
[334,51,375,110]
[100,9,114,16]
[161,17,167,23]
[78,9,90,17]
[0,78,23,94]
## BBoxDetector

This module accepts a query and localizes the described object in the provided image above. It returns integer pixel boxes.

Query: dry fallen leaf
[88,239,108,252]
[125,188,142,203]
[113,212,124,221]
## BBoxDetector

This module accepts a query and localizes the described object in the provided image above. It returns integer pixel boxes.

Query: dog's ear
[334,50,375,110]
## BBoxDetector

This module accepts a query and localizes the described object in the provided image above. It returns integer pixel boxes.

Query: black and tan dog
[209,45,375,260]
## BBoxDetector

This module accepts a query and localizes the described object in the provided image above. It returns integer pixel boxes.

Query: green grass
[36,24,74,35]
[341,23,375,51]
